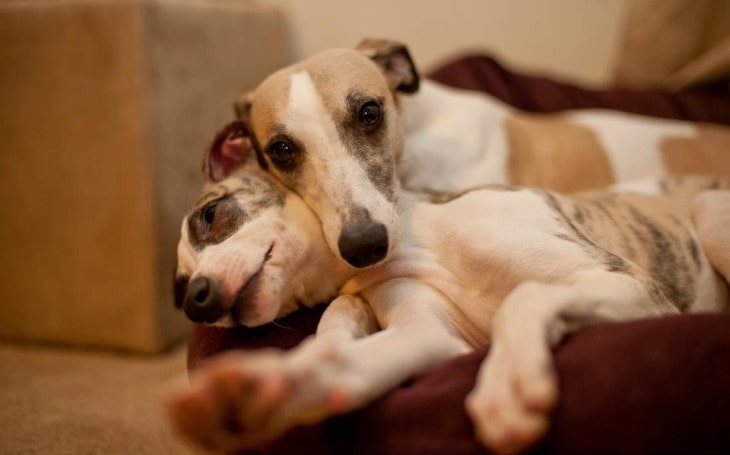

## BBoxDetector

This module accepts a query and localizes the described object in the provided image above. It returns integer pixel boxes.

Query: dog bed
[187,55,730,455]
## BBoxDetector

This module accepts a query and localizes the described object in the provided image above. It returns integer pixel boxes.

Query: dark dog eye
[202,202,217,225]
[267,140,295,164]
[358,101,381,127]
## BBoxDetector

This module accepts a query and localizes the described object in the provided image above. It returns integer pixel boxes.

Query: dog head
[233,39,419,269]
[174,121,348,327]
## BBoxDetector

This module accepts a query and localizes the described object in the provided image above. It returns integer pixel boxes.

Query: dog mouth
[230,243,274,323]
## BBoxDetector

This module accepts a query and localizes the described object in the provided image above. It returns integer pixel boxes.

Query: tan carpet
[0,341,210,455]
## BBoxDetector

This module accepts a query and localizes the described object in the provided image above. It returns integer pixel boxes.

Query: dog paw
[166,349,301,451]
[466,341,557,455]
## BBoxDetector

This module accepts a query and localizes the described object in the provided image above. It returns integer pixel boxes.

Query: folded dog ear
[357,39,420,93]
[203,120,252,182]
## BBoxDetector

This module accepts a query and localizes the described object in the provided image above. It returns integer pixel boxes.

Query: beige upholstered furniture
[613,0,730,90]
[0,0,290,352]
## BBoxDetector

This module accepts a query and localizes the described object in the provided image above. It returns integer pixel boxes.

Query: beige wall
[268,0,628,85]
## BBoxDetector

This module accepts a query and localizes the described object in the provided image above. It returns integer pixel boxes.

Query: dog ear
[203,120,252,182]
[357,39,420,93]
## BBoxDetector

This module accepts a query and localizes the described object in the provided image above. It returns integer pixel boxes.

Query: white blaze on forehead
[287,71,331,131]
[285,71,397,236]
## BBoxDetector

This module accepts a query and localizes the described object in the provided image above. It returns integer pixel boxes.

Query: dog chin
[235,297,283,328]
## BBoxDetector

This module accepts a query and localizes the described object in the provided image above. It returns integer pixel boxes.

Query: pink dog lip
[230,243,274,323]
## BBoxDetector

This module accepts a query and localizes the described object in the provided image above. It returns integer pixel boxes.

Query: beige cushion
[613,0,730,90]
[0,0,289,352]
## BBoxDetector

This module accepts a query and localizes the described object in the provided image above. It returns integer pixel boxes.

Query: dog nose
[183,276,224,323]
[338,221,389,268]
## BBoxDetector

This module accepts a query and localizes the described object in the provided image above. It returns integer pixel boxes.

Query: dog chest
[396,190,596,327]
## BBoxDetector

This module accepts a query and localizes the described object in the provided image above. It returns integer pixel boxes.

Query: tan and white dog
[169,121,730,454]
[232,39,730,269]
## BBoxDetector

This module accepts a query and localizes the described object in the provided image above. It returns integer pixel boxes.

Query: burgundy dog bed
[187,55,730,455]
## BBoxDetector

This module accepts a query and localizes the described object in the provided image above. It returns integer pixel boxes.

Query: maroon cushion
[189,314,730,455]
[428,55,730,124]
[187,55,730,454]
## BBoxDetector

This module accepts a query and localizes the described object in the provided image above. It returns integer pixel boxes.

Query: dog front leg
[315,293,381,341]
[168,284,469,452]
[467,271,677,455]
[166,294,377,451]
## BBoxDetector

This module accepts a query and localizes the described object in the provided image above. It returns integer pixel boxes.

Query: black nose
[183,276,224,323]
[338,221,389,268]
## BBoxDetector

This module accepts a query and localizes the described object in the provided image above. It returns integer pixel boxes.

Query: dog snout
[183,276,224,323]
[338,221,389,268]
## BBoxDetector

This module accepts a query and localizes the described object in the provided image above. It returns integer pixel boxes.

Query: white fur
[568,110,696,182]
[399,80,510,190]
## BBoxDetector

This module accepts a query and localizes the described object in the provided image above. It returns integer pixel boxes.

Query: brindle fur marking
[542,185,710,311]
[188,196,248,251]
[687,237,702,269]
[627,205,695,310]
[187,174,285,251]
[542,192,632,275]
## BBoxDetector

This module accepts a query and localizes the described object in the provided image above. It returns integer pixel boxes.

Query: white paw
[166,349,293,451]
[166,346,347,452]
[466,341,558,454]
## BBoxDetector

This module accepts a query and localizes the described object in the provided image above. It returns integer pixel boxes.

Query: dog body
[171,125,730,452]
[399,79,725,193]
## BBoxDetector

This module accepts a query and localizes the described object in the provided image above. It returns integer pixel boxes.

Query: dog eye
[267,140,295,164]
[358,101,381,127]
[202,202,217,225]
